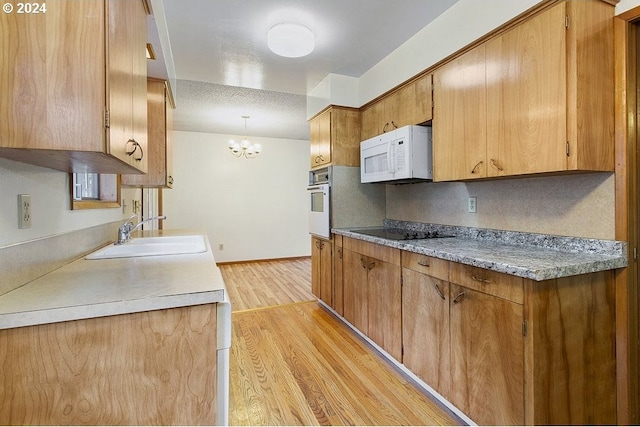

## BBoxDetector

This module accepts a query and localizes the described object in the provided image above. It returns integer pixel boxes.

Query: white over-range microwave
[360,125,432,183]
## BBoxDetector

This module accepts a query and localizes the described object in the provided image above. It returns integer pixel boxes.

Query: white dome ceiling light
[267,23,315,58]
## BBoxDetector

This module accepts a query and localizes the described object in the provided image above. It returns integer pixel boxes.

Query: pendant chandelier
[228,115,262,159]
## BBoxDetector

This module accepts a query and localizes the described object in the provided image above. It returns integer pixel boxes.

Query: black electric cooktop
[353,228,455,241]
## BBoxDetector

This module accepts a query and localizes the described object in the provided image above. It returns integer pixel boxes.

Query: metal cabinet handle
[417,259,430,268]
[337,248,343,259]
[383,122,389,133]
[433,283,445,300]
[168,176,174,185]
[453,291,465,304]
[125,139,143,162]
[490,158,504,172]
[471,160,483,174]
[360,256,367,269]
[471,275,491,284]
[391,120,398,129]
[367,261,375,271]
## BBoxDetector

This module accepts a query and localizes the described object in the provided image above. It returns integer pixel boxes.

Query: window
[70,173,121,210]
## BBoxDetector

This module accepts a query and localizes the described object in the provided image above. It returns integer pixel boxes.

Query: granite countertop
[333,221,628,281]
[0,231,226,330]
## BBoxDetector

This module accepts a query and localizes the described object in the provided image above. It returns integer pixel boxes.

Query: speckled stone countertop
[333,220,627,281]
[0,230,227,330]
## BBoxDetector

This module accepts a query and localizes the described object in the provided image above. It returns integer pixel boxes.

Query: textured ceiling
[153,0,461,140]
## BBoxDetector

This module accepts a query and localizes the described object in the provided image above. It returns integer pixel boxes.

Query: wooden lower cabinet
[332,235,344,315]
[0,305,218,425]
[343,237,402,361]
[402,255,451,399]
[449,283,524,425]
[401,251,615,425]
[311,236,332,304]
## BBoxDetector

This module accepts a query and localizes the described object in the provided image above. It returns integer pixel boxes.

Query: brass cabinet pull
[168,175,174,185]
[471,160,483,174]
[417,260,430,268]
[453,291,465,304]
[434,283,445,300]
[383,123,389,133]
[490,158,504,171]
[391,120,398,129]
[471,275,491,284]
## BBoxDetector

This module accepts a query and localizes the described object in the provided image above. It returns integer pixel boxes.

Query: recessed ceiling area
[155,0,461,140]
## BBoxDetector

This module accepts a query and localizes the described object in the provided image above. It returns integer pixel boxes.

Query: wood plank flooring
[219,258,314,311]
[220,258,460,426]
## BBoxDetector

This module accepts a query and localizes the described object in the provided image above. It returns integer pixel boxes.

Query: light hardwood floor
[220,258,461,426]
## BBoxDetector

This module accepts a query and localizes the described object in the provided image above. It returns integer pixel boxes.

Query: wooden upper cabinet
[0,0,148,174]
[433,0,614,181]
[485,3,567,177]
[123,79,174,188]
[360,74,433,141]
[433,45,488,181]
[310,109,332,167]
[309,106,360,169]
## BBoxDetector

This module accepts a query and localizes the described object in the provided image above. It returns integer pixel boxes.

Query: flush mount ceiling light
[267,23,315,58]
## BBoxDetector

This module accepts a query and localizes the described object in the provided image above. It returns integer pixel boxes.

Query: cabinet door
[107,0,148,171]
[310,109,331,168]
[122,79,172,187]
[0,1,105,152]
[449,284,524,425]
[402,269,450,398]
[413,73,433,124]
[367,259,402,361]
[343,249,369,334]
[333,244,344,315]
[360,102,385,141]
[311,237,322,298]
[319,239,333,304]
[433,45,487,181]
[311,237,332,303]
[486,3,566,177]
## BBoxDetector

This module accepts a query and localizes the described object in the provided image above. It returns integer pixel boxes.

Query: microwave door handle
[387,141,395,173]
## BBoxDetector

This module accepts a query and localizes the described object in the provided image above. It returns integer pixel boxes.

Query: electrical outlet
[219,244,224,250]
[468,197,477,213]
[18,194,31,228]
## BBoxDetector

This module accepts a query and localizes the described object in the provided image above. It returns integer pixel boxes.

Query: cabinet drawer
[401,252,449,281]
[450,263,523,304]
[343,237,400,266]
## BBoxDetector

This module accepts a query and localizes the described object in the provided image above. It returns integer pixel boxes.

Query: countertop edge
[0,290,224,330]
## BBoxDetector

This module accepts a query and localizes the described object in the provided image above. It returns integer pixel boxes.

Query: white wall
[162,131,310,262]
[0,158,138,247]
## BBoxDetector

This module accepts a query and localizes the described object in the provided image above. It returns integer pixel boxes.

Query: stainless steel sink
[86,235,207,260]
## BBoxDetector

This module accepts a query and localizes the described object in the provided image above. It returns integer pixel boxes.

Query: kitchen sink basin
[86,235,208,260]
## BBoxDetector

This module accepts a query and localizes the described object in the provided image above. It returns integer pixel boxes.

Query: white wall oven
[308,167,330,239]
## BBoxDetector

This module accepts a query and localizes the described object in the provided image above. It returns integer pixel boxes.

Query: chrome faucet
[115,215,167,245]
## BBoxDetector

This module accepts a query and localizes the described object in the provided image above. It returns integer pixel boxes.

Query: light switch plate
[18,194,31,228]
